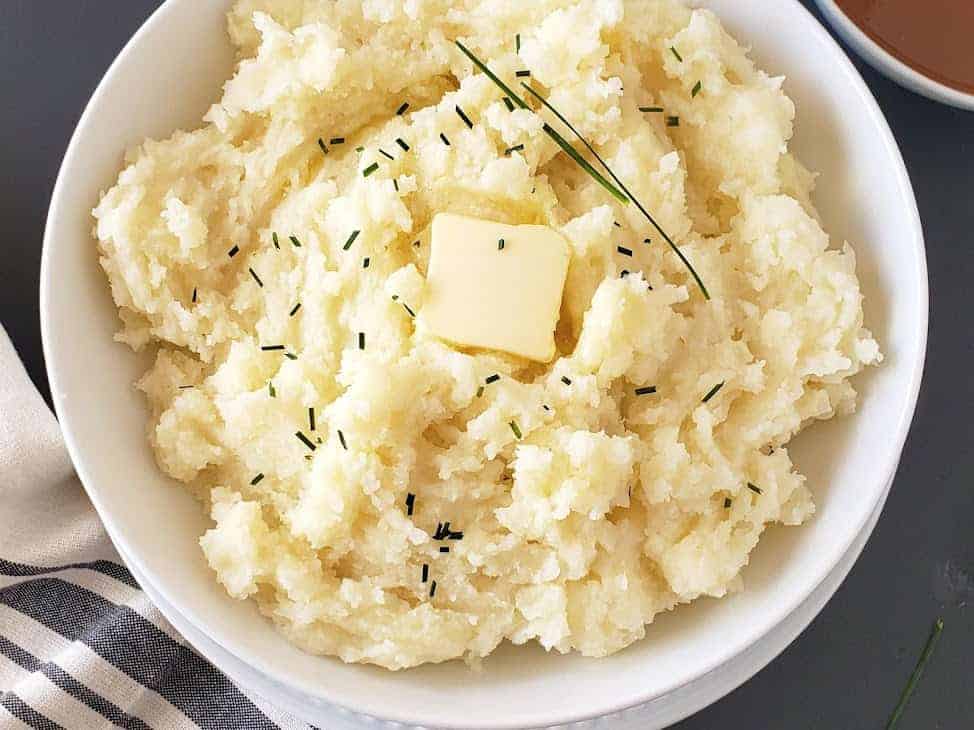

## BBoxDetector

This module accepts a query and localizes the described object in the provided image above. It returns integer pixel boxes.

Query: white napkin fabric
[0,326,314,730]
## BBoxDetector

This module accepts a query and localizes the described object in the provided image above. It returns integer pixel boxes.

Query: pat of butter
[421,213,570,362]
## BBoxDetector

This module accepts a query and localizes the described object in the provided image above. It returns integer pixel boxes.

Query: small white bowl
[41,0,927,727]
[815,0,974,111]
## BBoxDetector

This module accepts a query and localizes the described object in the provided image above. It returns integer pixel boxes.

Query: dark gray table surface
[1,2,970,728]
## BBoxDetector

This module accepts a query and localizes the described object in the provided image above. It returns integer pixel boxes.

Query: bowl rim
[814,0,974,112]
[39,0,929,727]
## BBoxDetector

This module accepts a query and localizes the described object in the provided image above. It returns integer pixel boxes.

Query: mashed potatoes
[94,0,881,669]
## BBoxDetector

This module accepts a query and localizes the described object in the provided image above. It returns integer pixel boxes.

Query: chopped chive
[887,618,944,729]
[476,386,485,398]
[178,385,194,389]
[666,116,680,127]
[439,546,450,553]
[392,294,399,301]
[497,238,505,251]
[250,473,264,485]
[635,386,657,396]
[670,46,683,62]
[358,332,365,350]
[289,235,302,248]
[724,497,732,508]
[261,345,285,351]
[318,138,328,155]
[405,493,415,516]
[421,563,429,582]
[248,268,263,287]
[639,106,664,113]
[702,382,724,403]
[747,483,763,495]
[395,137,410,151]
[355,145,365,153]
[295,431,317,451]
[393,178,399,192]
[515,33,521,53]
[429,580,437,597]
[191,287,197,303]
[379,148,394,161]
[502,96,515,112]
[620,270,631,278]
[643,238,652,245]
[518,80,709,299]
[504,143,525,156]
[454,42,629,204]
[614,221,622,228]
[455,105,474,129]
[509,421,522,439]
[363,162,380,177]
[363,257,371,269]
[343,230,361,251]
[691,80,702,98]
[485,374,500,384]
[268,381,276,398]
[403,302,416,317]
[308,407,316,432]
[617,246,633,257]
[413,240,420,247]
[396,102,410,115]
[542,404,551,412]
[228,245,240,258]
[329,137,345,145]
[289,302,302,317]
[515,70,531,78]
[284,352,298,360]
[439,132,451,146]
[337,429,347,450]
[272,232,281,249]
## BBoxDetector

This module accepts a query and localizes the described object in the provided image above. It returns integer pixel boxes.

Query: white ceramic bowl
[815,0,974,111]
[41,0,927,727]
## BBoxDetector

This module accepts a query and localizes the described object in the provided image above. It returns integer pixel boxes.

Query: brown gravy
[835,0,974,95]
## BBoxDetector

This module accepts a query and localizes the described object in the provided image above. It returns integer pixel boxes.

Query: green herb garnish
[250,473,264,485]
[396,137,410,151]
[691,80,702,98]
[509,421,522,439]
[289,235,302,248]
[515,33,521,53]
[355,146,365,153]
[485,374,500,384]
[268,381,276,398]
[191,287,197,303]
[561,376,572,385]
[358,332,365,350]
[295,431,317,451]
[497,238,505,251]
[393,178,399,192]
[429,580,437,597]
[396,102,410,115]
[289,302,301,317]
[747,483,763,495]
[617,246,633,257]
[518,81,710,299]
[261,345,285,351]
[886,618,944,729]
[670,46,683,62]
[502,96,515,112]
[635,386,657,396]
[702,382,724,403]
[330,137,345,145]
[476,386,485,398]
[666,115,680,127]
[504,144,525,156]
[515,70,531,78]
[308,407,316,432]
[379,148,394,160]
[363,257,371,269]
[272,232,281,249]
[439,132,451,146]
[403,302,416,317]
[248,268,263,287]
[318,138,328,155]
[284,352,298,361]
[724,497,732,509]
[455,105,474,129]
[639,106,664,113]
[228,245,240,258]
[337,429,348,450]
[344,230,361,251]
[454,41,628,205]
[363,162,380,177]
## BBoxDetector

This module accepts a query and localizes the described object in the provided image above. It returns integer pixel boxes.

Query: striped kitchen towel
[0,326,314,730]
